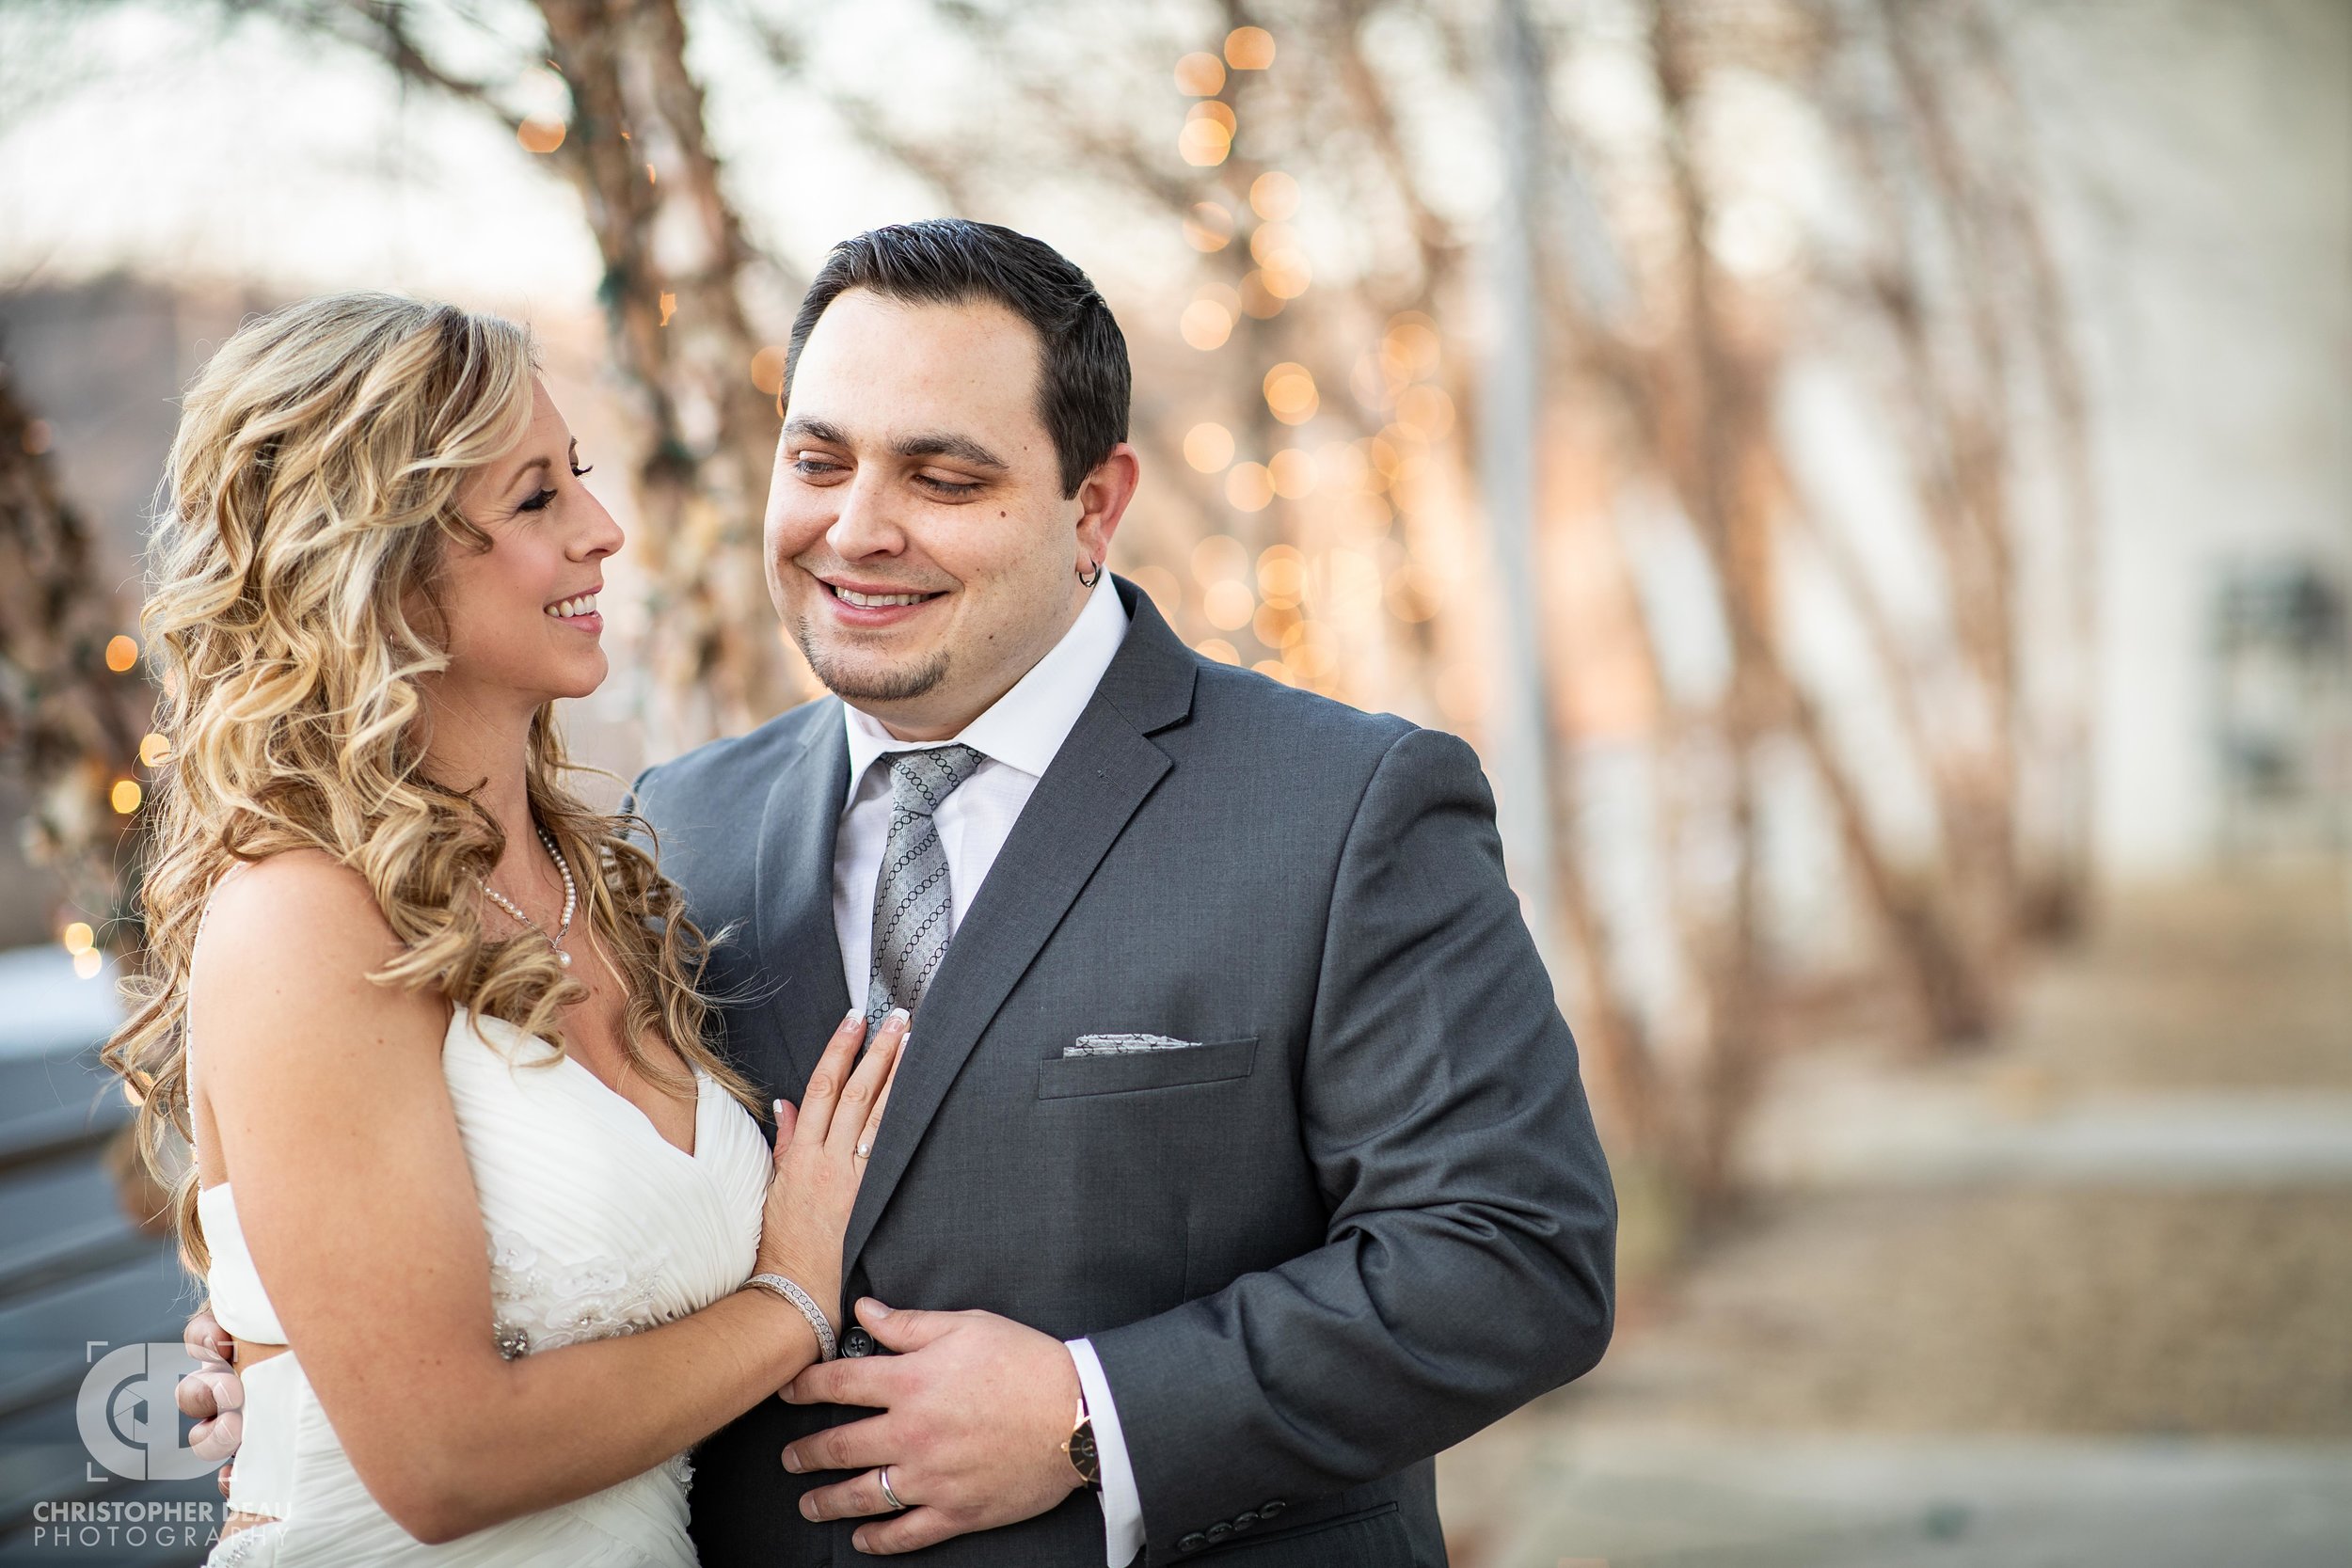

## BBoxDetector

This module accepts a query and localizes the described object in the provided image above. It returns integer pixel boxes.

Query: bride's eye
[516,486,560,514]
[570,462,594,478]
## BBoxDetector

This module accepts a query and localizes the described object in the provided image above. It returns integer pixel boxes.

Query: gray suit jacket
[633,578,1614,1567]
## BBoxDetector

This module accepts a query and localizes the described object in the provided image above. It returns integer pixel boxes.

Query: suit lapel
[751,701,853,1096]
[842,580,1197,1266]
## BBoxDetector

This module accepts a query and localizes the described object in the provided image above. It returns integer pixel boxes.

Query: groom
[641,220,1615,1566]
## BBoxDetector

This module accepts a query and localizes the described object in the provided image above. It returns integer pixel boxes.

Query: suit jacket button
[1206,1523,1233,1544]
[1259,1499,1286,1519]
[1178,1532,1207,1553]
[841,1326,877,1357]
[1232,1512,1259,1533]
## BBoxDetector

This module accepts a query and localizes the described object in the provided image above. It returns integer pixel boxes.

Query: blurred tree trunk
[1807,0,2100,967]
[1848,0,2024,981]
[1647,0,1773,1207]
[1652,0,1994,1068]
[310,0,809,747]
[1489,0,1665,1168]
[0,354,151,937]
[537,0,807,747]
[1955,0,2102,937]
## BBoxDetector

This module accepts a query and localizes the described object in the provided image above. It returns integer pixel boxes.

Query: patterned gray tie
[865,743,987,1028]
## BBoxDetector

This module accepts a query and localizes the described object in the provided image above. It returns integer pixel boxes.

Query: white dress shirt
[829,579,1146,1566]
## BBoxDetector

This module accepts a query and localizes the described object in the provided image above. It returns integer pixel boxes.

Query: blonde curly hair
[104,293,758,1271]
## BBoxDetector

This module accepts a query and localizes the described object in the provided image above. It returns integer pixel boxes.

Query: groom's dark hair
[784,220,1131,498]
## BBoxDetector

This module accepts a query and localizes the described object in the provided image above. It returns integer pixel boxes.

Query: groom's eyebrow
[784,417,850,447]
[892,431,1009,472]
[785,417,1009,473]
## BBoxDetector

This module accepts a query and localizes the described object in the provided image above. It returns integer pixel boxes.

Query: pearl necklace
[477,823,578,967]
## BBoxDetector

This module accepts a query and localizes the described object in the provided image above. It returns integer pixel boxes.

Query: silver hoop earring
[1077,560,1103,588]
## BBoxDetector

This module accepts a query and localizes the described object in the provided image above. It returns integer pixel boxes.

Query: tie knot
[886,744,986,819]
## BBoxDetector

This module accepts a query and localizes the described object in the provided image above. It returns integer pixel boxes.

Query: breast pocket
[1035,1037,1259,1100]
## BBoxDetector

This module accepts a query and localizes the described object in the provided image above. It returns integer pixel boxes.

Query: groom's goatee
[796,621,951,704]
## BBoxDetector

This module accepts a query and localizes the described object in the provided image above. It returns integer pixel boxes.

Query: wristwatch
[1061,1393,1102,1492]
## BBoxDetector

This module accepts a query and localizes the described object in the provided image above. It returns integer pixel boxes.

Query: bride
[103,293,898,1563]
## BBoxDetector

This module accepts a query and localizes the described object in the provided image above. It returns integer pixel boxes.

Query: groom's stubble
[790,614,952,706]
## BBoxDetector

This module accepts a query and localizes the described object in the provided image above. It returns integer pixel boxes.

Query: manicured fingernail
[887,1007,910,1030]
[771,1099,785,1118]
[783,1448,803,1473]
[844,1006,863,1025]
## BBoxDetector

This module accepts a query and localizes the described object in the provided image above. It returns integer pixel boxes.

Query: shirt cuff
[1066,1338,1144,1566]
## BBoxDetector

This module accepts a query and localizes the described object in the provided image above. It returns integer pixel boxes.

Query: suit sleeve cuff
[1067,1338,1144,1566]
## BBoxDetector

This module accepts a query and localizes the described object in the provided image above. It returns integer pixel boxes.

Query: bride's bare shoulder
[195,850,426,1039]
[204,848,392,954]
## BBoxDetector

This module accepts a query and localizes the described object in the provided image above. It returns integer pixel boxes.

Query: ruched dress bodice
[199,1006,769,1565]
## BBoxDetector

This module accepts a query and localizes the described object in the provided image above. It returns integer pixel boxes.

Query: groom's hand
[781,1299,1083,1555]
[178,1309,245,1493]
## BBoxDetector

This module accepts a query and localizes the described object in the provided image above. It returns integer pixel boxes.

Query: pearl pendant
[558,950,572,968]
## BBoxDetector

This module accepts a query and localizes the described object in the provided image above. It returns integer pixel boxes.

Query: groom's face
[767,288,1099,737]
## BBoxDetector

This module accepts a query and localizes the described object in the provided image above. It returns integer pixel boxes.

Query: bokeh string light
[1184,201,1235,252]
[1180,103,1234,166]
[1184,422,1236,472]
[1263,363,1318,425]
[1249,171,1300,221]
[1160,26,1394,700]
[1173,51,1226,97]
[1203,578,1255,631]
[1257,546,1306,609]
[1224,462,1274,513]
[1181,284,1238,350]
[1268,449,1316,499]
[64,918,103,980]
[750,345,788,396]
[1223,27,1276,71]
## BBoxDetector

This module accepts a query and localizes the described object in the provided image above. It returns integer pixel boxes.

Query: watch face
[1067,1421,1101,1487]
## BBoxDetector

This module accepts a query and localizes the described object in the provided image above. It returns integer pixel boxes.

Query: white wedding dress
[199,1006,770,1565]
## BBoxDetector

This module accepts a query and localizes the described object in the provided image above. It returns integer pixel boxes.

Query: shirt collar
[840,580,1132,797]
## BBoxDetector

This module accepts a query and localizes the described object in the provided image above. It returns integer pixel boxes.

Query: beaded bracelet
[745,1274,838,1362]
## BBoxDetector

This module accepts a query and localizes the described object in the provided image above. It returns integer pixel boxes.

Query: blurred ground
[1438,865,2352,1567]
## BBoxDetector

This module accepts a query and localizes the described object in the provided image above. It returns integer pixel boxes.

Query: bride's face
[435,379,621,709]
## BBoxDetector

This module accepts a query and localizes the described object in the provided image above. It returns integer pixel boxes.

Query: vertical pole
[1483,0,1560,966]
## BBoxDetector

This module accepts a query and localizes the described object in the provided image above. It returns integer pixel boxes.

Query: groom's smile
[816,574,952,626]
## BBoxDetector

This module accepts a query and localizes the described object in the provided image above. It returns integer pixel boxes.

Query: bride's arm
[195,851,889,1544]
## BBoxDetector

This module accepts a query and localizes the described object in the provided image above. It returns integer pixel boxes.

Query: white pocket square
[1065,1033,1203,1057]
